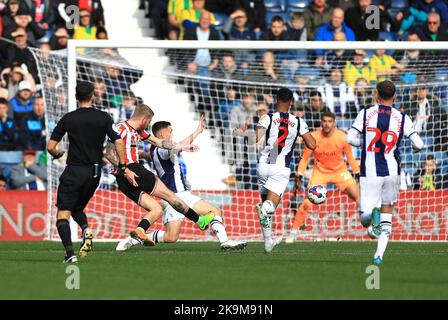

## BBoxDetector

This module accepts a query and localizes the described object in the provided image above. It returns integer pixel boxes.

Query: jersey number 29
[366,127,398,154]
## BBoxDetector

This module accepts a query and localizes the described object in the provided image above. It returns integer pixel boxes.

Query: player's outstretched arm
[178,114,205,146]
[403,114,425,152]
[343,140,360,174]
[409,133,425,152]
[114,138,139,187]
[255,126,267,151]
[47,139,65,159]
[302,132,316,150]
[148,135,175,150]
[297,146,312,177]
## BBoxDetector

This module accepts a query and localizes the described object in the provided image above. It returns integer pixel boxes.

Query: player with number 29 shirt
[347,80,424,265]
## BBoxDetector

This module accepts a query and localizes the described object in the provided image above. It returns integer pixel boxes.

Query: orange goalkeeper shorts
[307,169,357,192]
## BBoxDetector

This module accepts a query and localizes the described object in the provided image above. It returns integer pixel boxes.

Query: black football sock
[56,219,74,257]
[183,208,199,223]
[72,211,88,233]
[137,219,150,232]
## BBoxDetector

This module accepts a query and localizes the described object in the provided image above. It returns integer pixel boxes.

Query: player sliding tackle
[105,104,215,246]
[116,116,246,251]
[256,88,316,253]
[347,80,424,265]
[286,111,360,243]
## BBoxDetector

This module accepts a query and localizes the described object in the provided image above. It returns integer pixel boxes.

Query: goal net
[36,40,448,242]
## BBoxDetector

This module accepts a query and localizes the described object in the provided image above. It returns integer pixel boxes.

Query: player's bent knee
[211,206,221,216]
[57,210,71,220]
[164,233,179,243]
[359,212,372,228]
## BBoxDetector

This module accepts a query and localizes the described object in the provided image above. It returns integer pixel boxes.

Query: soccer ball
[307,185,327,205]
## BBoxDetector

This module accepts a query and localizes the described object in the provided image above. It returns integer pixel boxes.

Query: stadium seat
[264,0,284,12]
[442,159,448,175]
[379,31,398,42]
[389,0,408,18]
[286,0,310,12]
[391,0,408,9]
[0,151,22,165]
[336,119,352,131]
[402,151,413,165]
[265,12,291,27]
[421,136,434,151]
[413,151,445,167]
[213,12,228,30]
[435,68,448,82]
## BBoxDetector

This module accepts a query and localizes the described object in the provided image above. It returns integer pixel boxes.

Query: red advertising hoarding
[1,190,447,241]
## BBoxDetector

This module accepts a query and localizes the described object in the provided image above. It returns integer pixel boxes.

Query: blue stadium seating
[213,13,228,31]
[336,119,352,131]
[264,0,284,12]
[0,152,23,190]
[421,136,434,151]
[398,31,409,41]
[379,31,398,42]
[389,0,408,18]
[413,151,446,166]
[0,151,22,165]
[435,68,448,82]
[286,0,310,12]
[442,159,448,175]
[391,0,408,9]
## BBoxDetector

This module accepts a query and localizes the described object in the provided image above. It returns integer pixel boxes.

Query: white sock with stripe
[210,215,229,244]
[374,213,392,260]
[148,230,165,243]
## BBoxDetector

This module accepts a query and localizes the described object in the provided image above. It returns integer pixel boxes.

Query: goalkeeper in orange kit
[286,111,360,243]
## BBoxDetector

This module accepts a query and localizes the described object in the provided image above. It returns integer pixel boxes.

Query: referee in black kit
[47,81,138,263]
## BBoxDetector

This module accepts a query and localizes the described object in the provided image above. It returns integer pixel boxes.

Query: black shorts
[167,24,179,34]
[57,165,101,212]
[116,163,158,205]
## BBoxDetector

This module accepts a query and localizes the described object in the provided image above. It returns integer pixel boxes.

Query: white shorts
[359,176,400,213]
[162,191,202,225]
[257,162,291,197]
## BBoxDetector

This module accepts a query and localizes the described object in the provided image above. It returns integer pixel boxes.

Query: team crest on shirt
[258,114,270,127]
[112,124,120,134]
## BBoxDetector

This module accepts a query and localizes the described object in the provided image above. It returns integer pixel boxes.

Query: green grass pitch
[0,241,447,299]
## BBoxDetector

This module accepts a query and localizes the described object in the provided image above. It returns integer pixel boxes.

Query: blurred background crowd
[0,0,447,192]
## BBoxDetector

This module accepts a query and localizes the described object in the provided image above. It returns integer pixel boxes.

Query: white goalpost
[36,40,448,242]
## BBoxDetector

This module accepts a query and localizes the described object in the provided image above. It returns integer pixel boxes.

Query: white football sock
[210,215,229,244]
[260,217,272,240]
[261,200,276,215]
[374,213,392,260]
[360,212,372,228]
[259,200,275,241]
[148,230,165,243]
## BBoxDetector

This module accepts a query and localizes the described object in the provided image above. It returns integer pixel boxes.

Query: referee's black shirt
[50,107,120,166]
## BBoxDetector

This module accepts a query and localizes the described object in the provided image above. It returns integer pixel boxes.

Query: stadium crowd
[0,0,109,189]
[0,0,447,191]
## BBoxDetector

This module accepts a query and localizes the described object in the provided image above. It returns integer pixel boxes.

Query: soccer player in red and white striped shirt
[106,104,215,245]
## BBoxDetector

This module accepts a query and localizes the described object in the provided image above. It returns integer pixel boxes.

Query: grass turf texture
[0,241,447,299]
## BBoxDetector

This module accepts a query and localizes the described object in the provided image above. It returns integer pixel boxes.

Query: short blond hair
[132,103,154,119]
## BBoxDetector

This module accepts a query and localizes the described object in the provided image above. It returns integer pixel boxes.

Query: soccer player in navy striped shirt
[347,80,425,265]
